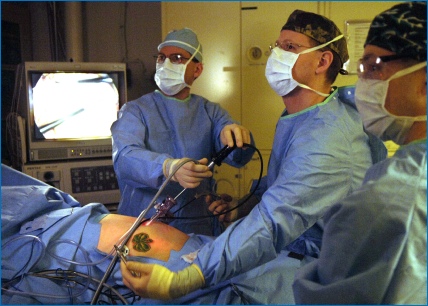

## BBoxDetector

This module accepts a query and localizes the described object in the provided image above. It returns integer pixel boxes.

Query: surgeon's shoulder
[191,94,229,116]
[189,93,217,106]
[363,146,426,197]
[120,92,157,113]
[389,143,426,180]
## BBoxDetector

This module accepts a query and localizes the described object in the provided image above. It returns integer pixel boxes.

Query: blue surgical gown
[111,90,254,236]
[293,139,427,304]
[194,87,375,295]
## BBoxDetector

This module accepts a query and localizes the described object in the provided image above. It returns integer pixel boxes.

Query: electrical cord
[2,234,47,280]
[2,235,94,301]
[46,238,117,267]
[162,143,263,221]
[2,269,129,304]
[2,218,129,303]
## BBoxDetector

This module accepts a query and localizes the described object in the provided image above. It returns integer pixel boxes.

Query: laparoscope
[146,142,237,226]
[91,141,237,304]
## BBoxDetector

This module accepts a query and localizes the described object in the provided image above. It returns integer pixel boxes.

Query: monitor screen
[20,61,127,162]
[30,71,120,140]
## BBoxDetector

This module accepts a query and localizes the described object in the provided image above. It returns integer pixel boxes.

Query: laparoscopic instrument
[146,142,237,226]
[91,141,237,304]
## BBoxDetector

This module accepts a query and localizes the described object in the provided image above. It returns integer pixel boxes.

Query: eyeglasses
[269,41,312,53]
[154,53,190,65]
[357,54,411,79]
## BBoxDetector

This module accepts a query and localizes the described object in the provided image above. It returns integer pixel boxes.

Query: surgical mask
[265,35,344,97]
[155,44,200,96]
[355,61,427,145]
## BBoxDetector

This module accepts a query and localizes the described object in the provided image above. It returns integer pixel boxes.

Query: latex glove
[163,158,212,189]
[206,193,238,224]
[220,123,251,148]
[121,261,205,300]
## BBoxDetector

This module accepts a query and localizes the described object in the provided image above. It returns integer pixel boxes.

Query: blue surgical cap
[158,28,203,62]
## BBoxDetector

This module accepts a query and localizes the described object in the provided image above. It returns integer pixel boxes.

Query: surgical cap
[365,2,427,62]
[281,10,349,65]
[158,28,203,62]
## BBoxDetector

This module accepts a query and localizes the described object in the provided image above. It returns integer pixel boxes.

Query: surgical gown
[292,139,427,304]
[193,87,376,301]
[111,90,254,236]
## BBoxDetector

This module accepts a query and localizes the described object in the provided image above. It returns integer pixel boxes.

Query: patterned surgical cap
[282,10,349,65]
[365,2,427,62]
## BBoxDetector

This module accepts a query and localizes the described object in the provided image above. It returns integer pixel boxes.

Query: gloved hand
[121,261,205,300]
[206,193,238,225]
[220,124,251,148]
[207,193,261,226]
[163,158,212,189]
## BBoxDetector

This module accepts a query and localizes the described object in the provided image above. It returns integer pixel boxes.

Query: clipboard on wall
[343,20,371,74]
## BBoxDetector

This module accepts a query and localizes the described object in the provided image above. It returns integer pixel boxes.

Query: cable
[2,222,122,302]
[2,235,94,300]
[46,238,116,267]
[2,235,47,280]
[2,269,129,304]
[165,143,263,221]
[91,158,198,304]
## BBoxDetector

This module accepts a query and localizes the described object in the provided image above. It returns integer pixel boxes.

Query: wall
[83,2,162,100]
[2,2,162,102]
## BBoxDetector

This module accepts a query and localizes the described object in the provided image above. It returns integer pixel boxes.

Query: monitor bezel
[21,61,127,162]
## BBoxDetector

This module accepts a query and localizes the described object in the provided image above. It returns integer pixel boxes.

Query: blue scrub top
[293,140,427,304]
[111,90,255,236]
[195,87,374,287]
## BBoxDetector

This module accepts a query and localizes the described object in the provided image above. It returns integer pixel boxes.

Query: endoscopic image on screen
[31,72,119,140]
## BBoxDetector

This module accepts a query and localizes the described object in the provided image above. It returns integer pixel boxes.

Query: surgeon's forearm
[169,264,205,299]
[195,205,278,286]
[124,262,205,300]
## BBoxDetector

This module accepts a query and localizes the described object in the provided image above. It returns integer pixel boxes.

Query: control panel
[70,165,118,194]
[29,145,113,162]
[23,159,120,207]
[69,145,114,158]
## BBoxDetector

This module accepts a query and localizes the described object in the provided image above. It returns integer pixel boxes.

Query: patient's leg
[97,215,189,262]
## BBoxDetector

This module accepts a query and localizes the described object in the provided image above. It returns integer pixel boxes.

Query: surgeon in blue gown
[292,2,427,304]
[111,28,255,236]
[120,10,386,303]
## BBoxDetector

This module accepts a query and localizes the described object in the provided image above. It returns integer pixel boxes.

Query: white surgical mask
[355,61,427,145]
[265,35,344,97]
[155,44,200,96]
